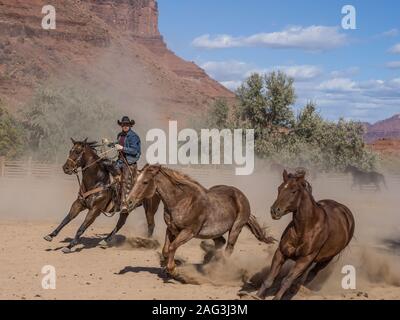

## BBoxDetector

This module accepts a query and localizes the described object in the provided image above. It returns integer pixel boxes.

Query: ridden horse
[256,170,355,300]
[345,165,387,191]
[43,139,160,253]
[127,164,276,277]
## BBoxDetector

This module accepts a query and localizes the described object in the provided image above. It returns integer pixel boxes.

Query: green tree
[22,84,119,161]
[0,102,25,158]
[295,102,324,142]
[203,71,378,172]
[207,98,230,129]
[264,71,296,128]
[235,72,295,132]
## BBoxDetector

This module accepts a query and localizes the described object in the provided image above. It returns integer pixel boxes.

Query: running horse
[43,138,161,253]
[127,164,276,277]
[256,170,355,300]
[345,165,387,191]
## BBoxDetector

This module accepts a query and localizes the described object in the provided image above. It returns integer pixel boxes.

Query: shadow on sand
[44,234,127,252]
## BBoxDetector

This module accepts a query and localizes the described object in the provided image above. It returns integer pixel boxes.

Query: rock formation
[0,0,234,123]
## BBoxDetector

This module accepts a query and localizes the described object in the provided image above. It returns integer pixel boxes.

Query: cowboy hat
[117,116,135,127]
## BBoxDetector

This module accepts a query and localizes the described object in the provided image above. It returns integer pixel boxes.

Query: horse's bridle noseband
[66,154,83,173]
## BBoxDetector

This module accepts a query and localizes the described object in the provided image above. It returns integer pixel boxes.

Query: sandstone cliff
[0,0,234,124]
[364,114,400,143]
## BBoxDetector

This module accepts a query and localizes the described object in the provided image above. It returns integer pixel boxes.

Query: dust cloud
[1,46,399,297]
[156,161,400,298]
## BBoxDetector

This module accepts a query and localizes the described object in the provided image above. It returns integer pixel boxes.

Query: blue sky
[158,0,400,123]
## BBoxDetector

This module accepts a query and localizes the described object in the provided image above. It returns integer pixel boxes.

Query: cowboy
[110,116,141,212]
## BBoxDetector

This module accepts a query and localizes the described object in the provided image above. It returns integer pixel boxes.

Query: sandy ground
[0,170,399,300]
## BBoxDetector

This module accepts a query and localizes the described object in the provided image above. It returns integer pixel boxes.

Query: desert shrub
[0,101,26,159]
[21,84,119,161]
[206,72,377,172]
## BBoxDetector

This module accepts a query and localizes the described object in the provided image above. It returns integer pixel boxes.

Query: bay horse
[345,165,387,191]
[43,138,161,253]
[127,164,276,277]
[256,170,355,300]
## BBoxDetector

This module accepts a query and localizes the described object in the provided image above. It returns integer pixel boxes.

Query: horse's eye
[292,190,298,194]
[143,181,149,185]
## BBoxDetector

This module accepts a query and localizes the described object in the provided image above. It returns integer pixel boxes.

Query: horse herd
[44,139,358,300]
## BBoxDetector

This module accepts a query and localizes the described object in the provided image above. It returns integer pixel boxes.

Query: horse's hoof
[62,247,72,254]
[99,240,109,247]
[167,267,178,278]
[200,241,214,253]
[43,235,53,242]
[159,256,167,267]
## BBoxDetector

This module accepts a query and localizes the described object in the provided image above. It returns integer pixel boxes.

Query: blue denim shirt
[117,129,141,165]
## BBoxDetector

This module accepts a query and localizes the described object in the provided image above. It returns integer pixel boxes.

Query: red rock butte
[0,0,234,122]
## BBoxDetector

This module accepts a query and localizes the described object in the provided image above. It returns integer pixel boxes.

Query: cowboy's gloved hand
[115,145,124,151]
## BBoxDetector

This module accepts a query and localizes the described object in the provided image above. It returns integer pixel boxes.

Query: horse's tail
[246,214,277,244]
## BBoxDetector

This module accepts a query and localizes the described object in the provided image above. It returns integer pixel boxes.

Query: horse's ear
[83,138,88,145]
[71,138,76,144]
[283,169,289,182]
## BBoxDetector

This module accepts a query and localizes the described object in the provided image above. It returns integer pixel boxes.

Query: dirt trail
[0,169,399,300]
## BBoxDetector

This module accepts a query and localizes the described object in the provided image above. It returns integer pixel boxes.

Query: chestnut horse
[43,139,160,253]
[127,164,276,277]
[256,170,355,300]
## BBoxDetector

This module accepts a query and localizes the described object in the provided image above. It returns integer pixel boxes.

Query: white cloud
[300,77,400,122]
[192,25,348,51]
[275,65,322,80]
[381,28,399,37]
[200,60,322,90]
[330,67,359,78]
[386,61,400,69]
[389,43,400,54]
[318,78,357,92]
[220,81,243,91]
[200,59,400,122]
[200,60,252,81]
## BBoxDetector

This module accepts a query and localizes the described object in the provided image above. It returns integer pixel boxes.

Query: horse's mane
[287,171,313,194]
[72,140,101,161]
[87,141,99,149]
[159,167,207,192]
[73,140,99,152]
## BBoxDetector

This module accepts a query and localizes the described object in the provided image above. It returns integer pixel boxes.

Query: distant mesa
[364,114,400,143]
[0,0,233,121]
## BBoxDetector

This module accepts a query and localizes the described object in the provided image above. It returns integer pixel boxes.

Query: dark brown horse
[256,170,355,300]
[345,165,387,191]
[43,139,160,253]
[127,164,276,277]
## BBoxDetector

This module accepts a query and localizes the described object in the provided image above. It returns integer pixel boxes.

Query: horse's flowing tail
[246,214,277,244]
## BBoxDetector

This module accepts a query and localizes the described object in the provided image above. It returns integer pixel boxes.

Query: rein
[70,147,117,174]
[69,146,119,217]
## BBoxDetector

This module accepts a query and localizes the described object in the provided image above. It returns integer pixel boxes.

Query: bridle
[67,146,117,174]
[66,155,83,174]
[66,145,117,195]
